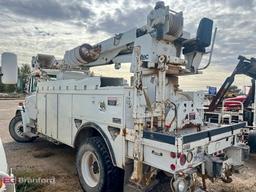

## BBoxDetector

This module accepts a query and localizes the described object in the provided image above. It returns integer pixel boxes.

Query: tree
[5,84,16,93]
[19,64,31,81]
[225,85,242,98]
[18,64,31,92]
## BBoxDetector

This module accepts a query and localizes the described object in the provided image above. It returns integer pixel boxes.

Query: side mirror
[1,52,18,84]
[196,18,213,48]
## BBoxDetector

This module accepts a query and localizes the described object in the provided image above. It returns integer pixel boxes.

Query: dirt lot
[0,100,256,192]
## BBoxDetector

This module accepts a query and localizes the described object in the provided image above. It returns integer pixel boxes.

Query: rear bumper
[137,122,247,174]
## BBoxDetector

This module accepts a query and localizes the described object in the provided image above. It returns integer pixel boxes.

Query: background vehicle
[205,56,256,153]
[224,95,246,111]
[0,52,17,192]
[6,2,249,192]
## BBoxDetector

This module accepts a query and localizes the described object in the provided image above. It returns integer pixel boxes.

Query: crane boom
[32,1,214,75]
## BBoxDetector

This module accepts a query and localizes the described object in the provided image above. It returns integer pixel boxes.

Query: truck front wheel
[9,115,35,143]
[76,136,124,192]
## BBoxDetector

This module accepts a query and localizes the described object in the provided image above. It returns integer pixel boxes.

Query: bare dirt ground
[0,100,256,192]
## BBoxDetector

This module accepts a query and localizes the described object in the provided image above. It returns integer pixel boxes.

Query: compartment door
[46,94,58,139]
[58,94,72,145]
[37,94,46,134]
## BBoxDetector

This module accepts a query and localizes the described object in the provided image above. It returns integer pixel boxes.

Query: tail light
[179,154,186,166]
[170,152,176,158]
[187,152,193,163]
[170,152,181,158]
[170,164,176,171]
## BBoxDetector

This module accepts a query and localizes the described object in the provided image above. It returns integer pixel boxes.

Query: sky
[0,0,255,90]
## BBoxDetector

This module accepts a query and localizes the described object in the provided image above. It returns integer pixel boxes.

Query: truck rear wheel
[9,115,35,143]
[248,131,256,153]
[76,136,124,192]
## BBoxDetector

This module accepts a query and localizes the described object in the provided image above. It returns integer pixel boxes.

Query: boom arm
[31,1,215,85]
[243,79,255,108]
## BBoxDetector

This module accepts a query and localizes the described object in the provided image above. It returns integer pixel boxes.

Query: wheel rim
[81,151,100,187]
[14,121,25,138]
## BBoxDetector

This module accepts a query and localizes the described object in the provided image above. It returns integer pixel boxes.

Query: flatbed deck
[143,122,246,145]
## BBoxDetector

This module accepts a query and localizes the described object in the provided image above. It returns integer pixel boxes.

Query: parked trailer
[8,2,249,192]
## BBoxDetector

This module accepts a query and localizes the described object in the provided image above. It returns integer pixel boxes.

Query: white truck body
[27,77,246,172]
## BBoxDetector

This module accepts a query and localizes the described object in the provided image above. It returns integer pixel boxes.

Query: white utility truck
[8,2,249,192]
[0,52,17,192]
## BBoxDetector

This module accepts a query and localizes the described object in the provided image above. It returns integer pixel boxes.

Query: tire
[248,131,256,153]
[76,136,124,192]
[9,115,35,143]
